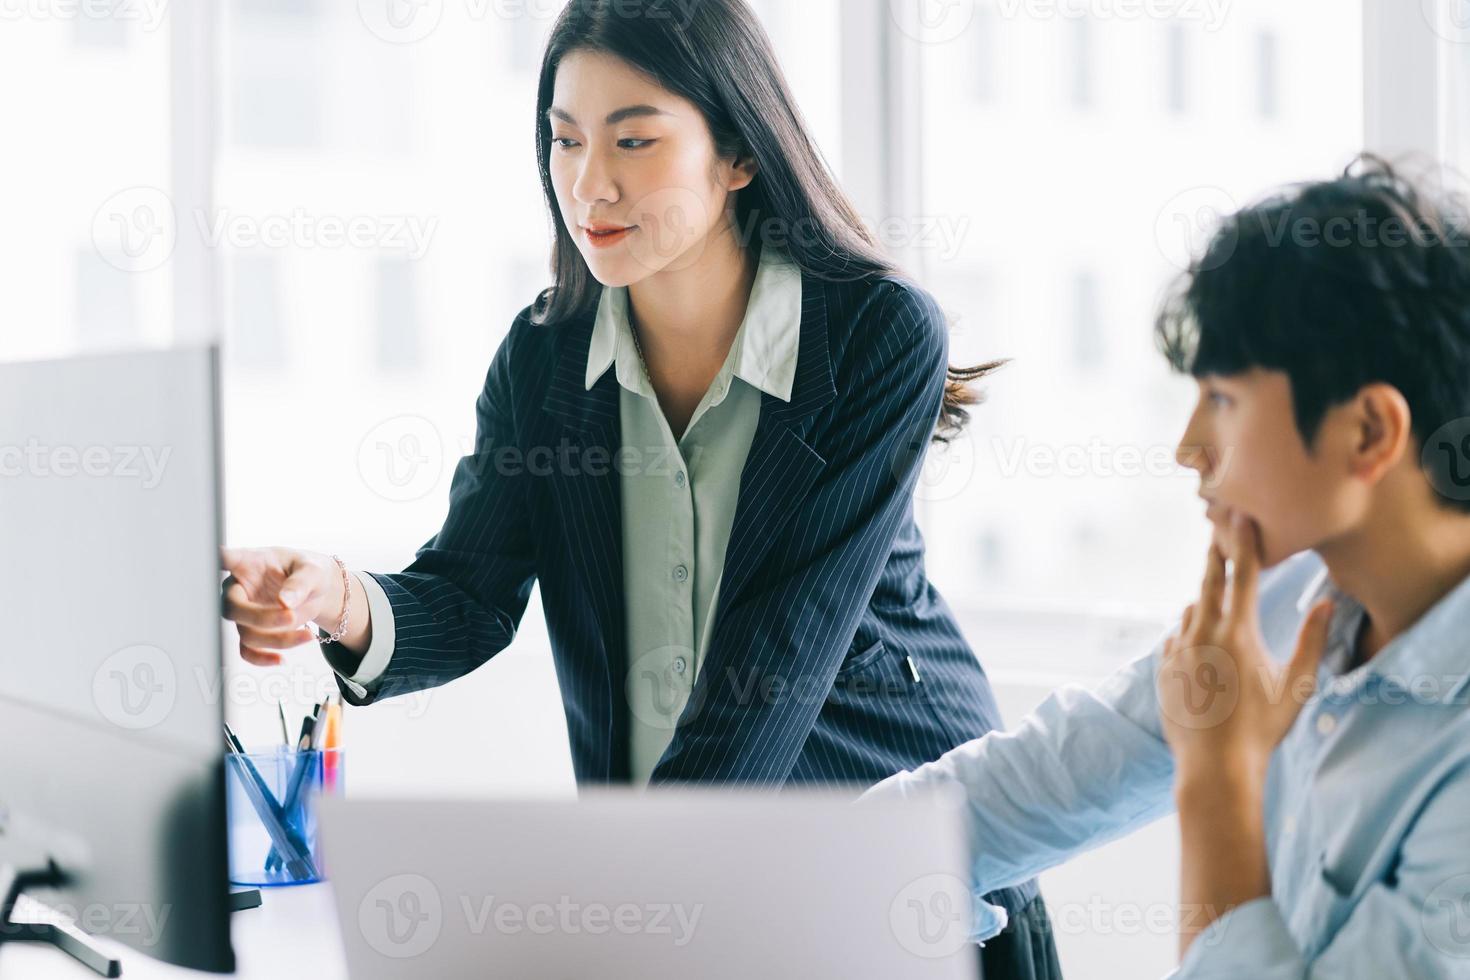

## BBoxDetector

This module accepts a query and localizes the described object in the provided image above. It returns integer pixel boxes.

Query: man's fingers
[1277,599,1334,733]
[1229,513,1263,623]
[1288,599,1334,687]
[1180,603,1198,638]
[1198,545,1227,629]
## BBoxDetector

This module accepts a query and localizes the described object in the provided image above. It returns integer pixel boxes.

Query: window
[0,6,172,361]
[1164,23,1189,115]
[74,248,139,347]
[226,252,286,369]
[912,0,1364,644]
[1257,30,1280,119]
[1070,16,1094,110]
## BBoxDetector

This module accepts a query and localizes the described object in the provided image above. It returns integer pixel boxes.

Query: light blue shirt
[584,248,801,784]
[862,550,1470,977]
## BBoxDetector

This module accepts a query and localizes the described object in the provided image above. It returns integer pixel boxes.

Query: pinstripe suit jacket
[335,269,1037,913]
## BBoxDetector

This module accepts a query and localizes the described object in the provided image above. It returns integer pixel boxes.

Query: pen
[264,705,326,872]
[277,700,291,746]
[223,723,317,880]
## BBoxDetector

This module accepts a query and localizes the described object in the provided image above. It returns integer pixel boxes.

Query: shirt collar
[1295,557,1470,703]
[583,247,802,402]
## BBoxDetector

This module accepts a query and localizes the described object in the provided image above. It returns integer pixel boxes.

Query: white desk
[0,885,348,980]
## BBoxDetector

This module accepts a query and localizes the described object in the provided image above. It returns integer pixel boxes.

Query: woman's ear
[725,152,758,193]
[1350,383,1413,483]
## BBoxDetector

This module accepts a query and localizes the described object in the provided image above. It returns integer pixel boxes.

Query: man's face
[1176,369,1359,568]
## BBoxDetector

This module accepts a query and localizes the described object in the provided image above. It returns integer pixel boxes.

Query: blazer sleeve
[334,321,538,707]
[649,281,951,784]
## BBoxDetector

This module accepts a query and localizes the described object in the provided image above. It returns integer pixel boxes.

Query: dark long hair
[530,0,999,442]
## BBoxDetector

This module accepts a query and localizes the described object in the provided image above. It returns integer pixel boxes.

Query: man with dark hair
[863,157,1470,977]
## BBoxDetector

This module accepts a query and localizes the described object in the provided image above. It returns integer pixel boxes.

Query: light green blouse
[583,248,802,784]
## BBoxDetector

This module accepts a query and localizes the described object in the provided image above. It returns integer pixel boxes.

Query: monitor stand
[0,857,263,977]
[0,857,120,977]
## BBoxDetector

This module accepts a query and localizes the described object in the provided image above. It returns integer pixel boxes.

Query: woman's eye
[552,138,580,150]
[1207,391,1232,408]
[619,138,655,150]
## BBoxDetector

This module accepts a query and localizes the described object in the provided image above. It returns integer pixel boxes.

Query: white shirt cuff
[331,572,396,698]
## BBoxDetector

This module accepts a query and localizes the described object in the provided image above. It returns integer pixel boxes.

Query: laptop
[319,787,979,979]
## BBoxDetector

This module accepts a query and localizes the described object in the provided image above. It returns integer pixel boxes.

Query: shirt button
[673,657,687,675]
[1316,713,1338,736]
[674,471,686,488]
[673,564,689,583]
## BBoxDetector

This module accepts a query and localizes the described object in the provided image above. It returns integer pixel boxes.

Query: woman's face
[547,49,756,288]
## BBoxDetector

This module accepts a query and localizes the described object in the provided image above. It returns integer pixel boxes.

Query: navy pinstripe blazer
[336,269,1037,912]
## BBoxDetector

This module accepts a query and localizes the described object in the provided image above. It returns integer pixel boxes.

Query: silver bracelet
[316,555,351,644]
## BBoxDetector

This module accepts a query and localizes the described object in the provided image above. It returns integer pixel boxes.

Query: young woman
[220,0,1060,974]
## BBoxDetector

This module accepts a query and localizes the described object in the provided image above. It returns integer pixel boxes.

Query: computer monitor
[0,345,236,974]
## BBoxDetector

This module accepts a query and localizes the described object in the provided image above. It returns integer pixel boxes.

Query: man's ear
[1350,383,1413,483]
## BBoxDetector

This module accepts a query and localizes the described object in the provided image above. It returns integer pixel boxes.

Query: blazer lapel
[717,273,839,614]
[540,314,627,691]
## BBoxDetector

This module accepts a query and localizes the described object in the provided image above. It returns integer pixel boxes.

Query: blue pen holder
[225,748,344,887]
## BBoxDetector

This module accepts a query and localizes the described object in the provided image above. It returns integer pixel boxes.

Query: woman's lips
[584,226,636,249]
